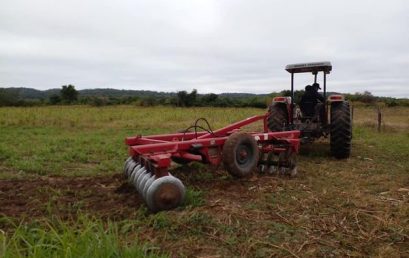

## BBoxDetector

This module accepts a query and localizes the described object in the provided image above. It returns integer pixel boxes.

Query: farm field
[0,105,408,257]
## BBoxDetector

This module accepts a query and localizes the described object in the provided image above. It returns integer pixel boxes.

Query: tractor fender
[327,94,345,102]
[271,96,292,121]
[272,96,292,104]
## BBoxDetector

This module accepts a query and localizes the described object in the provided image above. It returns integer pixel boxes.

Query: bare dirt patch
[0,167,273,221]
[0,174,142,220]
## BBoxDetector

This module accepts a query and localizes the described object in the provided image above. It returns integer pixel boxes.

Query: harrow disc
[136,169,149,190]
[146,175,185,213]
[266,152,279,175]
[131,166,145,185]
[278,151,297,177]
[137,172,151,194]
[257,152,267,173]
[129,164,142,183]
[142,175,157,199]
[123,157,133,177]
[126,161,139,178]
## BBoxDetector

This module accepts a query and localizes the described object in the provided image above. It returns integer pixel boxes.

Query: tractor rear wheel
[267,104,288,131]
[223,132,259,178]
[330,101,352,159]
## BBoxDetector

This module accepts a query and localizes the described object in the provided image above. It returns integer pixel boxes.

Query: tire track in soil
[0,174,143,220]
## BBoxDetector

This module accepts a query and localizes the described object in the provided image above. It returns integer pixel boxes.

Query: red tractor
[267,61,352,159]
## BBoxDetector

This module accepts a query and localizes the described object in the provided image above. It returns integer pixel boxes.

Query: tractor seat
[299,100,317,118]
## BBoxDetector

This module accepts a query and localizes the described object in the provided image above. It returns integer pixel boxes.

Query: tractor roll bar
[291,73,294,125]
[286,61,332,125]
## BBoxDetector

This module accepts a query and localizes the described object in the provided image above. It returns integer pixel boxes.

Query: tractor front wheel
[223,132,259,178]
[330,101,352,159]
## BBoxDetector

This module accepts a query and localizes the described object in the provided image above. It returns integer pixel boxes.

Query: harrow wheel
[146,175,185,213]
[223,132,259,178]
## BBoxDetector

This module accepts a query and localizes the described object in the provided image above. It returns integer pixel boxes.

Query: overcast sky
[1,0,408,97]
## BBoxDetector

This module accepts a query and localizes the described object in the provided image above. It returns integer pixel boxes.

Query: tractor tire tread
[267,104,288,131]
[330,101,352,159]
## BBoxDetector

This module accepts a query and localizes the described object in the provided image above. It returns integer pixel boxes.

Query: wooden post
[377,106,382,132]
[351,104,354,122]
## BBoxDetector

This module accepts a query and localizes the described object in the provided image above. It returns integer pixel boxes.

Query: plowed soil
[0,168,278,220]
[0,174,142,220]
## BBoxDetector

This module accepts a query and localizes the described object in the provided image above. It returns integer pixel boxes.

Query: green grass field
[0,105,408,257]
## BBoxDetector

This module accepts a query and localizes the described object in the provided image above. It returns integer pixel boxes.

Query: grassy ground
[0,105,408,257]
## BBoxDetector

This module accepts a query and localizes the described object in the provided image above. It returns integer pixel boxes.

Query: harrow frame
[124,113,301,212]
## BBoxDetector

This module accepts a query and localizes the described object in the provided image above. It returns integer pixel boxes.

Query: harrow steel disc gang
[123,158,186,212]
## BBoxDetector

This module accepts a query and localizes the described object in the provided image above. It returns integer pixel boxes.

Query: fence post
[377,106,382,132]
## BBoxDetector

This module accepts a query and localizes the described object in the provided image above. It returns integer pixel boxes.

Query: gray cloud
[1,0,408,97]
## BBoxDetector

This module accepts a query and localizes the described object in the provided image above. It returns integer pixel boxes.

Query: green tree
[186,89,197,106]
[359,91,376,104]
[61,85,78,103]
[49,94,61,105]
[176,89,198,107]
[176,91,188,106]
[0,88,20,106]
[201,93,218,106]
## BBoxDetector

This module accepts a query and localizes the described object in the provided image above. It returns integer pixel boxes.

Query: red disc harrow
[124,113,300,212]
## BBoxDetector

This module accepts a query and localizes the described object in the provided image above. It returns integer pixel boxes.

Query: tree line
[0,85,408,108]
